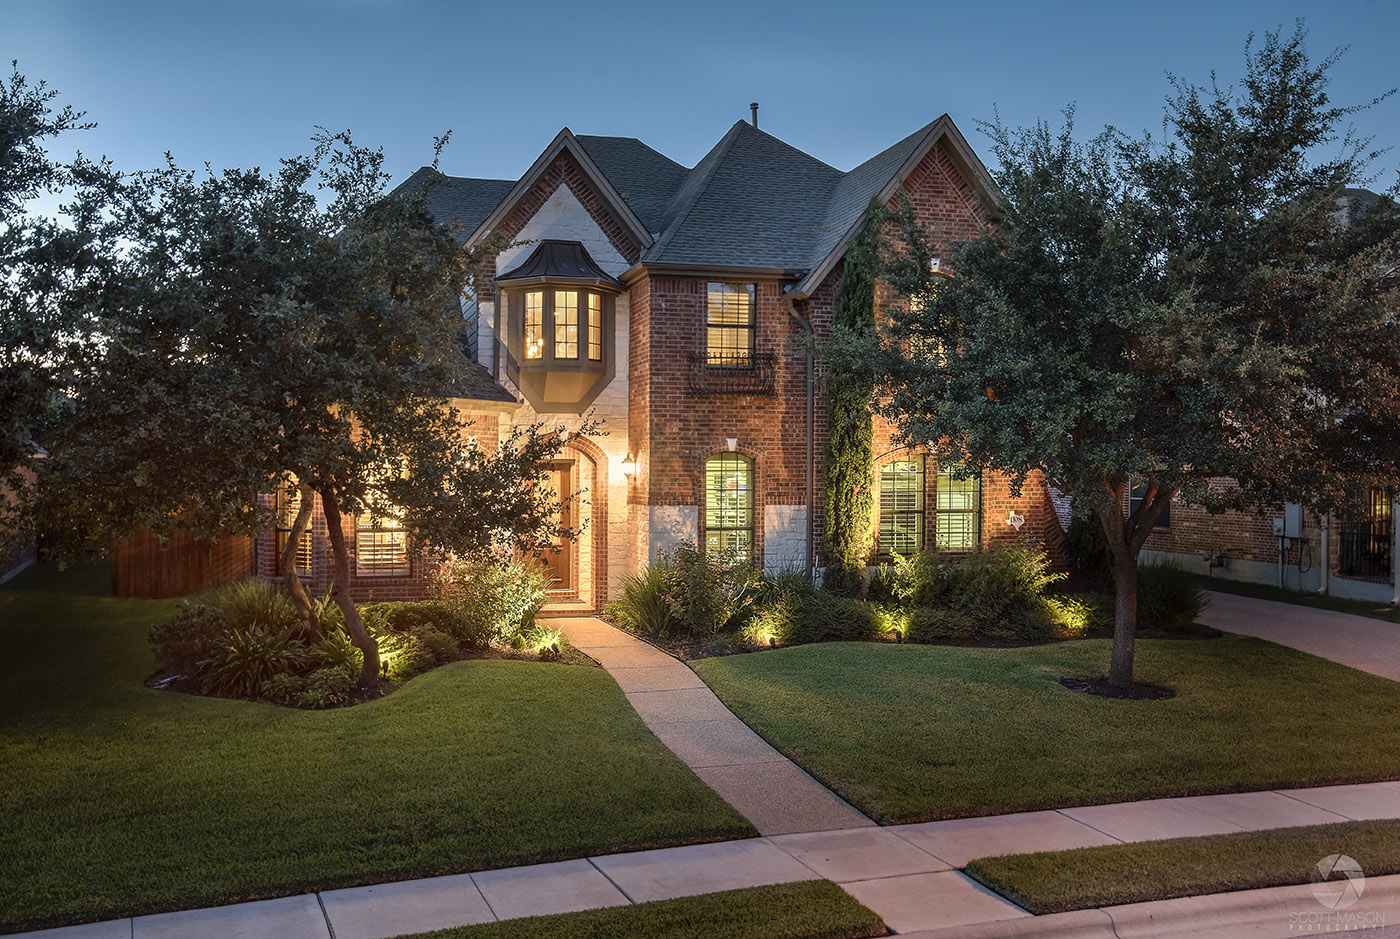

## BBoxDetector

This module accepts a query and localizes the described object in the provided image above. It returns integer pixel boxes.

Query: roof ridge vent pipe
[750,102,759,128]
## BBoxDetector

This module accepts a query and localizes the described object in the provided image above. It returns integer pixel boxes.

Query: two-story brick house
[223,113,1064,610]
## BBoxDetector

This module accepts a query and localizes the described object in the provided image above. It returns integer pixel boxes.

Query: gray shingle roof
[393,167,514,244]
[409,118,962,277]
[574,135,688,235]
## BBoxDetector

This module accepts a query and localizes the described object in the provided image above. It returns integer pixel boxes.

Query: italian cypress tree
[822,199,883,594]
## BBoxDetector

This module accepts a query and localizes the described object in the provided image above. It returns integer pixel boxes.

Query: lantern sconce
[621,455,637,478]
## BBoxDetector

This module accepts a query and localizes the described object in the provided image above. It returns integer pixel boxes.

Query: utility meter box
[1284,503,1305,539]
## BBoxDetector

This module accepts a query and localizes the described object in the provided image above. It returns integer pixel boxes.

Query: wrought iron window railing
[686,351,777,396]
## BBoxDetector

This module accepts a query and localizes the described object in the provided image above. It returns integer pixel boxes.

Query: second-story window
[554,290,579,359]
[707,282,755,368]
[588,293,602,361]
[525,291,544,360]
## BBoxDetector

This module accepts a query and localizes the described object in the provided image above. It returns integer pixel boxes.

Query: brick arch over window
[564,434,609,608]
[692,440,767,563]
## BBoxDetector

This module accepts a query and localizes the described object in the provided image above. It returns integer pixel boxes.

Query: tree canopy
[3,89,588,685]
[861,26,1400,687]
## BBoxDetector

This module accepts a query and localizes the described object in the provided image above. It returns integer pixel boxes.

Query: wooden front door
[542,462,573,591]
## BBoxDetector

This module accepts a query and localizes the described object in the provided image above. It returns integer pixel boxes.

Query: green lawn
[693,638,1400,824]
[394,881,887,939]
[1194,574,1400,624]
[0,565,752,934]
[966,819,1400,913]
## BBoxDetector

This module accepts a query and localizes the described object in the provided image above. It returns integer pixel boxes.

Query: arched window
[705,453,754,559]
[879,458,925,556]
[935,463,981,552]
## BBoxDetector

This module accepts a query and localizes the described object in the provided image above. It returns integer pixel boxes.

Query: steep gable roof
[410,114,995,288]
[464,128,656,251]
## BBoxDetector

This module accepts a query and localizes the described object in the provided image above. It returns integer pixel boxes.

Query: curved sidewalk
[552,617,874,836]
[1200,591,1400,681]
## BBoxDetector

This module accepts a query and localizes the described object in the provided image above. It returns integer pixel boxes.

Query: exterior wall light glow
[621,456,637,477]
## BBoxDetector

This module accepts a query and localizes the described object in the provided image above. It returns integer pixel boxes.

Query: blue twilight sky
[7,0,1400,193]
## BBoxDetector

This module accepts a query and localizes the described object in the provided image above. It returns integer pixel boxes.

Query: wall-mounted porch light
[621,455,637,478]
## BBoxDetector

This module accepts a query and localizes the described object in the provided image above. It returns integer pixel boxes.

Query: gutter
[785,295,817,580]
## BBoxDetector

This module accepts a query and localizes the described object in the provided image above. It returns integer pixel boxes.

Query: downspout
[785,295,816,580]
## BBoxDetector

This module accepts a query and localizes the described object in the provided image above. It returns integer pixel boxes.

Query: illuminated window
[273,483,312,576]
[588,293,602,361]
[935,464,980,552]
[879,458,925,556]
[1339,487,1393,581]
[356,509,409,576]
[706,282,755,368]
[554,290,579,359]
[524,291,544,360]
[705,453,754,558]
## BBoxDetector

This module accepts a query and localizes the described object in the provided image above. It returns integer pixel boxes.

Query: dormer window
[499,240,622,414]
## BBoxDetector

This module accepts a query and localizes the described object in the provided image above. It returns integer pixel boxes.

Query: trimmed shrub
[149,601,225,676]
[744,573,878,645]
[907,607,978,642]
[432,556,548,646]
[1137,560,1210,631]
[879,544,1076,643]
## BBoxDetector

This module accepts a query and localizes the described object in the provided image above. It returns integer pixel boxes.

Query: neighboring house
[1134,188,1399,604]
[226,112,1063,611]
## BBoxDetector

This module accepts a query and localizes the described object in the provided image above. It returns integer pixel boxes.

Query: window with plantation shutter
[879,459,925,556]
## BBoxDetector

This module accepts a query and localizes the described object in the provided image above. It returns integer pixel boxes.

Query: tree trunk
[319,486,381,689]
[1109,547,1138,688]
[279,481,318,639]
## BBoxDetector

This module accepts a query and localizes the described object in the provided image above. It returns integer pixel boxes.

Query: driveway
[1199,591,1400,682]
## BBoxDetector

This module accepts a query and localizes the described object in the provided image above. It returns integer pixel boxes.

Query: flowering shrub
[431,554,548,646]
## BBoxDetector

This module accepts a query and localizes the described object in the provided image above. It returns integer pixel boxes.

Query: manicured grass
[966,819,1400,913]
[393,881,887,939]
[1194,574,1400,624]
[0,565,753,934]
[693,638,1400,824]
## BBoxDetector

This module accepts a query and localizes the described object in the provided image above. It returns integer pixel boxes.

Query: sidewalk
[25,780,1400,939]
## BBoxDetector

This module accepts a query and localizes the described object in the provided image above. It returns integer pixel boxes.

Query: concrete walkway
[552,616,873,836]
[24,780,1400,938]
[1201,591,1400,681]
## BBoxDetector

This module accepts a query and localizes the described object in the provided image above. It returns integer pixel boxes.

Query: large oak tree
[27,129,588,687]
[860,27,1400,687]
